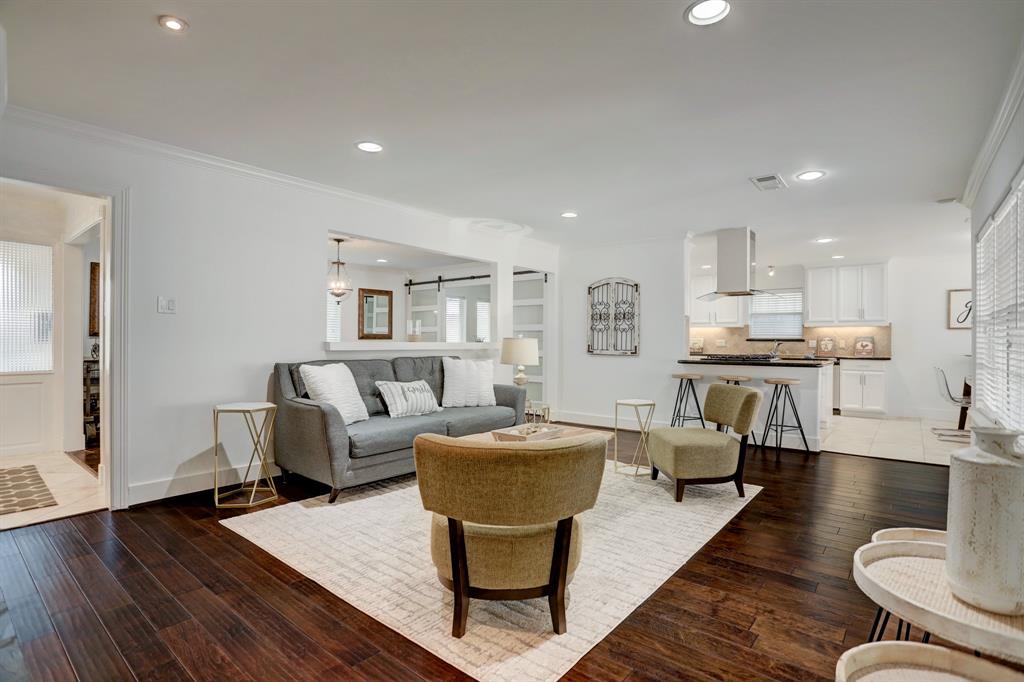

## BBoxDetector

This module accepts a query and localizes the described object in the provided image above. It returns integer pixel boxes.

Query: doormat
[0,465,58,515]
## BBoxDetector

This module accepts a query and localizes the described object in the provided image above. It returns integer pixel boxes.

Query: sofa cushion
[392,356,450,404]
[289,360,395,415]
[346,414,448,458]
[443,406,516,437]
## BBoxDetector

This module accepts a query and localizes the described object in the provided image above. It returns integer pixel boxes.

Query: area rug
[221,462,760,682]
[0,465,58,515]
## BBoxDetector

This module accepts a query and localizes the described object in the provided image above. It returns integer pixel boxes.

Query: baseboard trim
[554,411,821,451]
[554,411,672,431]
[128,461,280,506]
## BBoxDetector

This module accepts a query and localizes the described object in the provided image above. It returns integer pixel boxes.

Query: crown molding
[2,105,451,222]
[962,34,1024,208]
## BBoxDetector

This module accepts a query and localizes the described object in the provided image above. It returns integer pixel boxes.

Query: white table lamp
[501,337,539,387]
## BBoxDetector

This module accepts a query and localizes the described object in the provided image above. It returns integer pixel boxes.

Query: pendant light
[327,237,353,303]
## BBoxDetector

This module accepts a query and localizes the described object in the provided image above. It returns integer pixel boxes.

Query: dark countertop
[688,354,892,362]
[679,358,834,368]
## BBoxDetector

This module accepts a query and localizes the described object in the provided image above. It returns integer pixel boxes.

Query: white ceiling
[0,178,105,243]
[1,0,1021,261]
[331,235,478,270]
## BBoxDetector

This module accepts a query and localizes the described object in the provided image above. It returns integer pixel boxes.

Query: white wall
[557,238,687,428]
[336,265,409,342]
[886,253,972,420]
[0,108,559,505]
[972,99,1024,235]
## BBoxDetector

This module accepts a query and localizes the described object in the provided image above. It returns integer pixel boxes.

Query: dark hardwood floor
[0,433,952,681]
[65,448,101,476]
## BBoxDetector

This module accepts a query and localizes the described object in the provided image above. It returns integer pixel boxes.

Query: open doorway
[0,177,110,528]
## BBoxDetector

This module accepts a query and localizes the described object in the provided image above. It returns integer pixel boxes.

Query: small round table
[853,540,1024,664]
[212,402,278,508]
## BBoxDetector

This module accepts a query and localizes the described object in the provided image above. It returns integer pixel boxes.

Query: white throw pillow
[441,358,497,408]
[375,380,442,418]
[299,363,369,424]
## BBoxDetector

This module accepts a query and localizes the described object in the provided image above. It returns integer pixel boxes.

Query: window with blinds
[325,291,342,342]
[974,181,1023,432]
[0,241,54,373]
[475,301,491,343]
[445,297,466,342]
[749,289,804,340]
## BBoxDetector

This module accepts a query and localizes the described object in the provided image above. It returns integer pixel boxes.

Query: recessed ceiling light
[815,237,834,244]
[355,141,383,153]
[832,255,845,259]
[701,264,712,269]
[796,170,827,181]
[158,15,188,32]
[376,259,388,263]
[560,212,578,218]
[686,0,731,25]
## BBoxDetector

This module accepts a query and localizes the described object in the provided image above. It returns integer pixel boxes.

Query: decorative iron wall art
[587,278,639,355]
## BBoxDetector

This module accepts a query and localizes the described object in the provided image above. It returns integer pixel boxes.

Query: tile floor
[820,414,967,465]
[0,451,105,529]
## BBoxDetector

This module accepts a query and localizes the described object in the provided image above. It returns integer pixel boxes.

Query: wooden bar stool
[670,373,705,428]
[760,378,811,454]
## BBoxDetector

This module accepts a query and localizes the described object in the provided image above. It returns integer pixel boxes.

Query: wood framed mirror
[358,288,393,339]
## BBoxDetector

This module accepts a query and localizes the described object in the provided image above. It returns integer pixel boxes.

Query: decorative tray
[836,642,1024,682]
[852,540,1024,664]
[491,424,566,442]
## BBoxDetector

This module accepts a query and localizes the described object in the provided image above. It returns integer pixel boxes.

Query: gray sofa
[272,356,526,502]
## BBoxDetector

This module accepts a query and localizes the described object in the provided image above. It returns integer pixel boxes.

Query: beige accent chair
[648,383,762,502]
[414,433,606,638]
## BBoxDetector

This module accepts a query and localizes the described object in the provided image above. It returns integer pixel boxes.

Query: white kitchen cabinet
[689,274,744,326]
[690,274,714,324]
[806,267,837,323]
[838,360,888,416]
[714,294,742,325]
[806,263,888,325]
[860,263,887,321]
[837,267,862,321]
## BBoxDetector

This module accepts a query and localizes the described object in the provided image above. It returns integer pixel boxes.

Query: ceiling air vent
[749,174,788,191]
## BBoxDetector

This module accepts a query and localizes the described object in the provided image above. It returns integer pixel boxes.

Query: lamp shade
[501,337,539,366]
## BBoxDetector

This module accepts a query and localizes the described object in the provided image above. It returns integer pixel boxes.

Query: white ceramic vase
[945,426,1024,615]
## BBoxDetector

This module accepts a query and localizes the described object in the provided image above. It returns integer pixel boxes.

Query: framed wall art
[88,262,100,337]
[587,278,639,355]
[947,289,972,329]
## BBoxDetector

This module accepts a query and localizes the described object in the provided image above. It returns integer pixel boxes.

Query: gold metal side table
[614,399,655,476]
[213,402,278,508]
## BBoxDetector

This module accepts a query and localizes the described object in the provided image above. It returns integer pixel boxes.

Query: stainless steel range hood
[697,227,760,301]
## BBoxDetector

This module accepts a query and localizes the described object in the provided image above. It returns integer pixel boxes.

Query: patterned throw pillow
[375,380,442,418]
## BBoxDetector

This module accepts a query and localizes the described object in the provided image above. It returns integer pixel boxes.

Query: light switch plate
[808,339,817,349]
[715,339,727,347]
[157,296,176,314]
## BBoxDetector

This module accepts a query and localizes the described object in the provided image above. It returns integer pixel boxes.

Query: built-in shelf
[513,298,544,307]
[513,324,544,332]
[410,305,437,312]
[325,341,500,352]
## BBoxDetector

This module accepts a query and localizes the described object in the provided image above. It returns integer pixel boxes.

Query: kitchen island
[677,357,834,451]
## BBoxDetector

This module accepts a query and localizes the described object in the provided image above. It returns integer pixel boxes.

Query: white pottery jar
[945,426,1024,615]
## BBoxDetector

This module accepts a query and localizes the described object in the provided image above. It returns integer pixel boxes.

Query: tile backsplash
[688,324,892,358]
